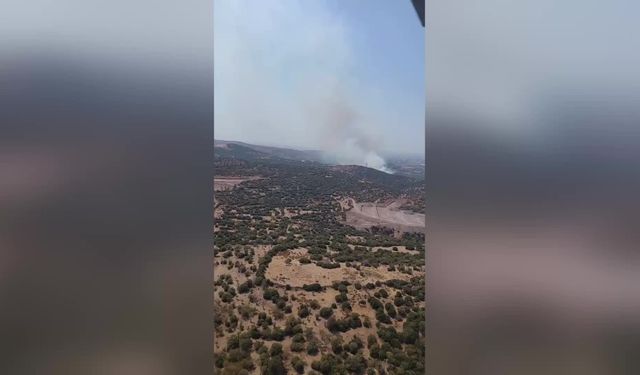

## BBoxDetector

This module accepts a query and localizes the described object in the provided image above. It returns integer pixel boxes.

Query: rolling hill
[214,140,323,163]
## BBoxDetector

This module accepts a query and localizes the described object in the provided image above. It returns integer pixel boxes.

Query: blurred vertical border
[1,1,213,374]
[427,1,640,375]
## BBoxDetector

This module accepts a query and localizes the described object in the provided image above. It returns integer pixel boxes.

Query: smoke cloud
[214,0,419,173]
[310,91,393,173]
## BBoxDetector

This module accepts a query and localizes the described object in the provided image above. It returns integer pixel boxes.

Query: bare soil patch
[266,252,412,288]
[343,198,425,233]
[214,176,261,191]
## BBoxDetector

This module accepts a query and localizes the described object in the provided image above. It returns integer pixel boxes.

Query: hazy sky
[214,0,425,155]
[427,0,640,141]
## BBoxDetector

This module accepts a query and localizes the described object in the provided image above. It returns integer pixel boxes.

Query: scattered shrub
[307,341,319,356]
[319,307,333,319]
[302,283,323,292]
[298,305,310,318]
[269,343,283,356]
[291,341,305,352]
[331,337,343,354]
[335,293,348,303]
[291,356,306,374]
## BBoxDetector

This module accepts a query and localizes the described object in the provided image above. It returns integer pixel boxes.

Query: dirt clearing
[213,176,261,191]
[343,198,425,233]
[266,252,412,288]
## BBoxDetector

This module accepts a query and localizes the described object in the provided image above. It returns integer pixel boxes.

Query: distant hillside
[214,140,323,163]
[329,164,418,191]
[214,142,269,161]
[214,140,424,191]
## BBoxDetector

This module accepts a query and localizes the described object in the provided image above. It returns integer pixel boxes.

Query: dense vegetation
[214,154,425,374]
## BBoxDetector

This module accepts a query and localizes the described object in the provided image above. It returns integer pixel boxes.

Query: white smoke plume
[309,90,394,173]
[215,0,396,174]
[365,152,394,174]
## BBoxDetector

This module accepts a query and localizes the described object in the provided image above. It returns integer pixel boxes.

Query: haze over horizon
[215,138,425,160]
[214,0,424,170]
